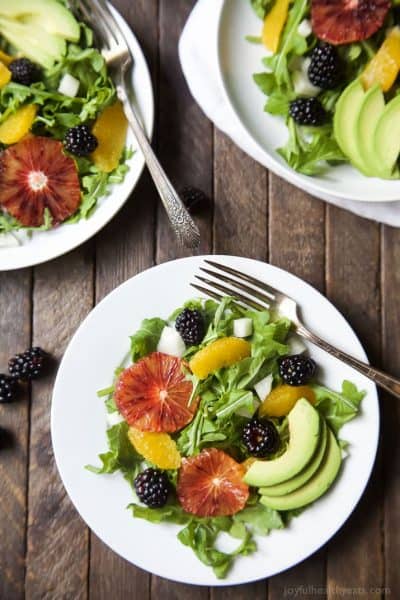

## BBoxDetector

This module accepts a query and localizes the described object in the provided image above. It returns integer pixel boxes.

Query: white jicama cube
[157,326,186,357]
[288,334,307,355]
[233,318,253,338]
[58,73,80,97]
[254,374,273,401]
[292,70,320,97]
[297,19,312,37]
[106,411,125,427]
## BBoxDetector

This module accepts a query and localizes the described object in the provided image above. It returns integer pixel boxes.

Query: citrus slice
[0,105,37,144]
[0,61,11,88]
[92,100,128,173]
[177,448,249,517]
[0,50,13,66]
[115,352,197,433]
[259,384,316,417]
[189,337,251,380]
[262,0,290,53]
[128,428,181,469]
[362,27,400,92]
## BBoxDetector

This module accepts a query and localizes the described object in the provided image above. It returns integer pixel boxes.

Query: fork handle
[297,324,400,399]
[116,86,201,249]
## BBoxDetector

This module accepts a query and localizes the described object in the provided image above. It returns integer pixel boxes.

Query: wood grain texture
[268,177,326,599]
[381,226,400,598]
[25,250,93,600]
[213,133,268,259]
[0,270,31,600]
[88,0,157,597]
[156,0,213,263]
[326,207,383,600]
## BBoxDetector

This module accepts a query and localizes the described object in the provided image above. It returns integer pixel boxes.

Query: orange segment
[0,50,13,66]
[0,105,37,144]
[362,27,400,92]
[262,0,290,53]
[259,384,316,418]
[189,337,251,380]
[92,100,128,173]
[128,428,181,469]
[0,61,11,88]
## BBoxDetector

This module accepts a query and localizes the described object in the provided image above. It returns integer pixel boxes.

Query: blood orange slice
[311,0,390,45]
[0,136,81,227]
[177,448,249,517]
[115,352,196,433]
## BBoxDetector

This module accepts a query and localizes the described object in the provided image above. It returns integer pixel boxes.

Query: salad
[0,0,130,242]
[90,296,365,578]
[248,0,400,178]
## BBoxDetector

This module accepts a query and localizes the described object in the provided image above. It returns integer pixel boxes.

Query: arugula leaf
[130,317,167,362]
[250,0,275,19]
[233,503,284,535]
[311,380,366,433]
[86,422,141,485]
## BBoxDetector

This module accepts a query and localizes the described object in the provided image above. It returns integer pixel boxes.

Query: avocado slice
[0,16,66,69]
[0,0,80,41]
[244,399,320,488]
[259,419,328,497]
[355,85,385,176]
[333,79,366,171]
[259,428,342,511]
[374,94,400,179]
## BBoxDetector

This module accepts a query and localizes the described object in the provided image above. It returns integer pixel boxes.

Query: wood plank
[212,132,267,599]
[156,0,213,264]
[88,0,158,597]
[268,177,326,599]
[326,207,382,599]
[214,133,268,259]
[0,270,31,600]
[381,226,400,598]
[25,249,93,599]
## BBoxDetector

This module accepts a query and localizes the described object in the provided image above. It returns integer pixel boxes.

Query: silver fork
[191,259,400,399]
[72,0,200,249]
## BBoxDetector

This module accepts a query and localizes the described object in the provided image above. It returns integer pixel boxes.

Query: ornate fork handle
[297,323,400,399]
[117,86,201,249]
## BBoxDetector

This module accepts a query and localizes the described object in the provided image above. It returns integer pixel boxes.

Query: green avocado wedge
[244,399,320,488]
[259,419,328,497]
[259,428,342,511]
[374,94,400,179]
[355,85,385,176]
[0,0,80,41]
[333,79,365,170]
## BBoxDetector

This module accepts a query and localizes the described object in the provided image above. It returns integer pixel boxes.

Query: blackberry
[8,347,47,381]
[242,418,280,458]
[0,374,19,403]
[9,58,41,86]
[279,354,316,386]
[289,97,326,126]
[134,468,170,508]
[64,125,98,157]
[180,187,209,213]
[308,43,341,90]
[175,308,205,346]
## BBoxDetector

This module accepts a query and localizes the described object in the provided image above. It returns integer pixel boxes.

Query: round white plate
[217,0,400,203]
[0,4,154,271]
[51,255,379,586]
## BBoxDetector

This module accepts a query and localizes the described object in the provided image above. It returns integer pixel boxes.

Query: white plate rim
[51,255,380,586]
[216,0,400,203]
[0,3,154,271]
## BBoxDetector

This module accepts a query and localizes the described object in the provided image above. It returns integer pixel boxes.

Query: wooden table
[0,1,399,598]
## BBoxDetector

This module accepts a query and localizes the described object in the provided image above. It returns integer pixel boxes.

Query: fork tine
[93,0,128,48]
[190,283,264,312]
[204,259,283,300]
[194,276,266,311]
[200,267,274,308]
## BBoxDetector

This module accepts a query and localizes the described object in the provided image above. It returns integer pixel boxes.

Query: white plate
[0,4,154,271]
[51,255,379,586]
[217,0,400,203]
